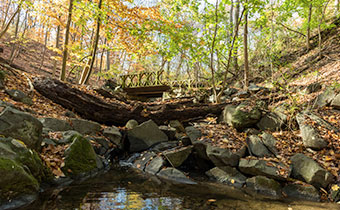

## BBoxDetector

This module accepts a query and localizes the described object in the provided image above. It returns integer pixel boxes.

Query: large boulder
[315,87,336,107]
[163,146,193,168]
[0,137,52,208]
[5,89,33,105]
[62,134,102,177]
[330,94,340,109]
[283,183,320,201]
[206,166,247,188]
[206,144,245,167]
[70,118,101,135]
[127,120,168,152]
[222,104,261,130]
[246,176,282,197]
[296,112,328,150]
[159,126,177,140]
[0,107,42,151]
[39,117,72,132]
[239,158,290,181]
[290,154,334,189]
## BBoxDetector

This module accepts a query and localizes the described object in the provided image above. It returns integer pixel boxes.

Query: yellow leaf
[332,185,339,191]
[230,179,235,184]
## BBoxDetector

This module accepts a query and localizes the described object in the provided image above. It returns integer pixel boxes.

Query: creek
[23,167,339,210]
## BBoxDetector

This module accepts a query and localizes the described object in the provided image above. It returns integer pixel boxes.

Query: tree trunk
[210,0,219,103]
[60,0,74,81]
[33,77,227,126]
[228,0,234,43]
[9,6,20,63]
[52,22,61,78]
[79,0,103,85]
[243,2,249,89]
[39,28,49,71]
[233,0,240,73]
[306,3,313,51]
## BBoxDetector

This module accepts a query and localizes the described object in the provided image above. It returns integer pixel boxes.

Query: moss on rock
[0,157,39,200]
[62,135,98,177]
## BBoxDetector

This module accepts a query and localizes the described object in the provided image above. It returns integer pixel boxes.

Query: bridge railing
[119,70,209,89]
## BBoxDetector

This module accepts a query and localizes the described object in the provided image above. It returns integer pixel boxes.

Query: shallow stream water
[24,167,339,210]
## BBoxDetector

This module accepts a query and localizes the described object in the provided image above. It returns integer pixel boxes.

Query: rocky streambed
[1,85,340,209]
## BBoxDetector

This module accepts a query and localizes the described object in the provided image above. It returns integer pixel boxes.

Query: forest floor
[1,18,340,201]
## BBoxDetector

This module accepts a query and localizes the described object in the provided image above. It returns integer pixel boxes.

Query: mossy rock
[223,104,261,130]
[62,135,98,177]
[0,138,53,184]
[0,157,39,201]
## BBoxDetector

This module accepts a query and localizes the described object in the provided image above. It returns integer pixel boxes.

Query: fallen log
[33,77,227,126]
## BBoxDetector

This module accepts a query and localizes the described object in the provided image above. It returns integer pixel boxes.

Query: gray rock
[159,126,177,140]
[62,134,101,177]
[206,166,246,188]
[283,183,320,201]
[125,119,138,129]
[180,136,191,146]
[296,113,328,150]
[257,112,285,131]
[239,158,290,181]
[305,83,322,94]
[330,94,340,109]
[248,84,265,93]
[246,176,282,197]
[163,146,193,168]
[0,107,42,150]
[5,89,33,105]
[145,156,165,175]
[185,126,202,144]
[128,120,168,152]
[260,132,278,156]
[169,120,185,133]
[133,152,156,171]
[235,91,250,98]
[290,153,334,189]
[206,144,245,167]
[42,138,56,146]
[59,130,82,144]
[157,167,196,185]
[150,141,178,153]
[193,141,210,160]
[224,87,238,97]
[103,126,122,147]
[64,110,76,118]
[222,104,261,130]
[247,135,271,157]
[315,87,336,107]
[39,117,72,132]
[70,118,101,135]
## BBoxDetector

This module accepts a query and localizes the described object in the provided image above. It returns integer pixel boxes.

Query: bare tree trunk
[228,0,234,43]
[306,3,313,51]
[210,0,219,103]
[60,0,74,81]
[97,38,106,82]
[106,44,110,71]
[9,6,20,63]
[243,1,249,89]
[39,28,49,71]
[175,54,184,79]
[79,0,103,85]
[52,22,61,78]
[233,0,240,73]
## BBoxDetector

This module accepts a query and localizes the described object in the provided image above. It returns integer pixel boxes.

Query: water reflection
[25,167,339,210]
